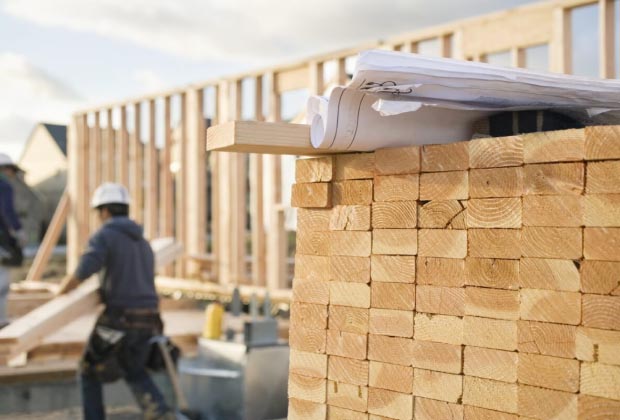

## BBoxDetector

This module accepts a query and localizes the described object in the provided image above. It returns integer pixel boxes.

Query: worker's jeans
[80,310,173,419]
[0,266,9,325]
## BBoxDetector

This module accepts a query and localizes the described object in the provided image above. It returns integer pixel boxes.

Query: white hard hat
[91,183,131,208]
[0,153,20,170]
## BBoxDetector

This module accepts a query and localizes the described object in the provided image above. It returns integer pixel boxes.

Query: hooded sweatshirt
[0,174,21,235]
[75,216,158,309]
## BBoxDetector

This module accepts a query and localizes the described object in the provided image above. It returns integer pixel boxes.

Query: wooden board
[0,238,184,360]
[206,121,330,155]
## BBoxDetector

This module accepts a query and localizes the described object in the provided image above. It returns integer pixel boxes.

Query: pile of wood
[287,126,620,419]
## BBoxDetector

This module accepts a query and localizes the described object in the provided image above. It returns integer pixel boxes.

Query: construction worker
[57,183,175,420]
[0,153,25,328]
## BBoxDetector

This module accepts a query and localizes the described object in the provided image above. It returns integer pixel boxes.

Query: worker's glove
[14,229,27,247]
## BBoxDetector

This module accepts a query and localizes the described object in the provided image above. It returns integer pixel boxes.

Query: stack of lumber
[287,125,620,420]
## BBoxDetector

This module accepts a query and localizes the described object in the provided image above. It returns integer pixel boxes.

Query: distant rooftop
[41,123,67,156]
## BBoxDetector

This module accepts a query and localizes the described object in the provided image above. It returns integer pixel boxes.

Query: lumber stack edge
[288,125,620,420]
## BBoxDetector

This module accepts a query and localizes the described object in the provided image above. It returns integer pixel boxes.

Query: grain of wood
[329,256,370,283]
[371,283,415,311]
[375,146,420,175]
[421,142,469,172]
[291,183,332,208]
[584,228,620,261]
[464,287,519,320]
[326,329,367,360]
[518,385,577,420]
[463,346,517,382]
[584,194,620,227]
[298,208,331,232]
[296,230,330,256]
[369,361,413,393]
[463,376,518,414]
[288,398,327,420]
[411,340,462,374]
[465,258,519,289]
[576,327,620,365]
[523,128,585,163]
[464,316,517,351]
[582,294,620,331]
[469,135,523,169]
[374,174,419,202]
[469,167,523,198]
[581,261,620,295]
[419,171,469,200]
[367,335,413,366]
[578,394,620,420]
[327,406,368,420]
[520,289,581,325]
[418,200,466,228]
[463,405,517,420]
[289,350,328,378]
[415,397,463,420]
[328,355,369,386]
[414,314,464,345]
[324,408,365,420]
[290,302,328,329]
[328,306,369,335]
[371,255,416,283]
[519,258,580,291]
[413,368,463,403]
[416,285,465,316]
[295,255,330,281]
[329,282,370,308]
[417,257,466,287]
[466,198,522,228]
[296,156,334,183]
[468,229,521,259]
[521,227,583,259]
[586,161,620,193]
[372,201,417,229]
[372,229,417,255]
[288,373,326,403]
[368,387,414,420]
[335,153,375,180]
[329,231,371,257]
[327,380,369,412]
[580,362,620,401]
[418,229,467,258]
[289,326,326,354]
[517,320,576,359]
[523,162,584,195]
[585,126,620,160]
[332,180,373,205]
[329,205,371,231]
[518,353,580,392]
[369,308,414,338]
[292,277,329,305]
[522,195,583,227]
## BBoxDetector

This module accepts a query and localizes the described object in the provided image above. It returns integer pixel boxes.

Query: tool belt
[80,307,164,383]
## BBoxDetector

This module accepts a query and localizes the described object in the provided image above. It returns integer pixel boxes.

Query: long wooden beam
[0,239,184,361]
[207,121,329,155]
[26,190,69,282]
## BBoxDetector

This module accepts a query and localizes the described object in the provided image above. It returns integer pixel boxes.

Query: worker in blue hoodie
[57,183,174,420]
[0,153,25,328]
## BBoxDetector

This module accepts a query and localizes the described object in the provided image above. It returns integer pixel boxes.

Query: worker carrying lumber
[57,182,177,420]
[0,153,25,329]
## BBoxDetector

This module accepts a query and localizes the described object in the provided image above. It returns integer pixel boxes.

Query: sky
[0,0,585,160]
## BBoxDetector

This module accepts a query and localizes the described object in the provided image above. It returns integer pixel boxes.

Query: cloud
[132,69,166,92]
[3,0,538,62]
[0,52,83,159]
